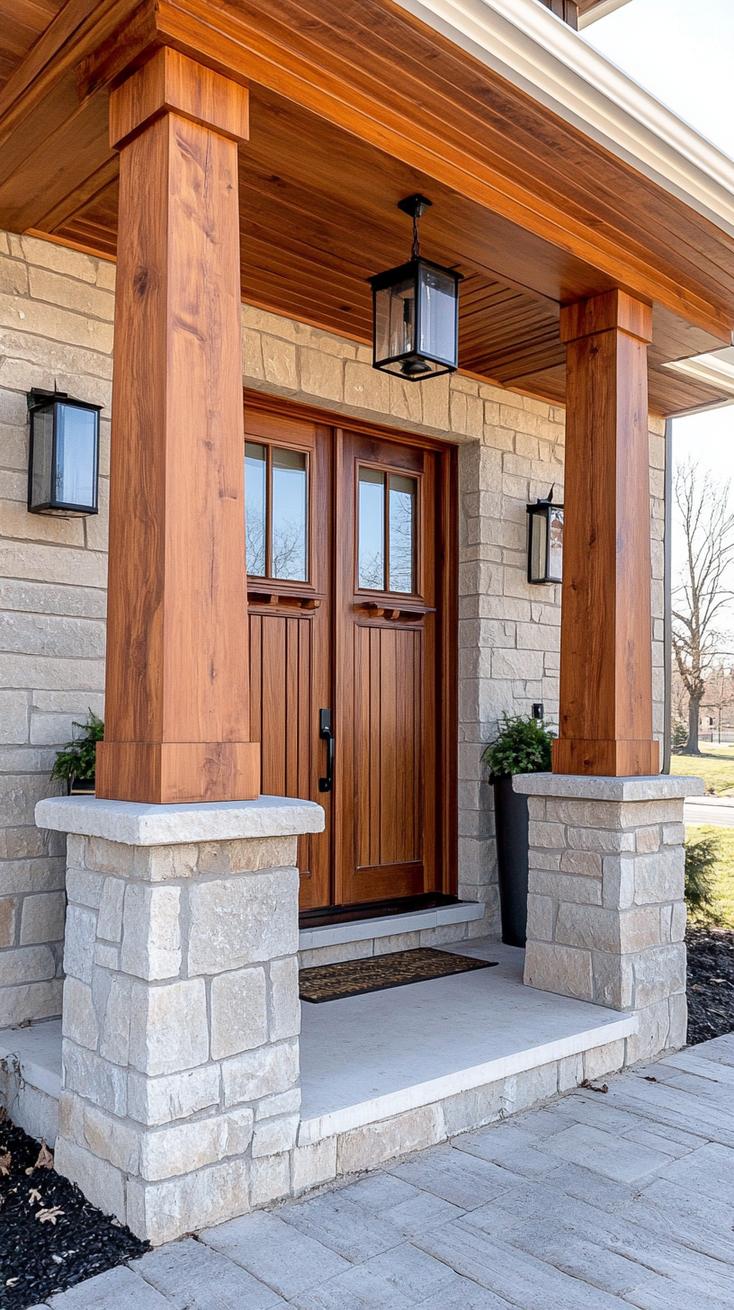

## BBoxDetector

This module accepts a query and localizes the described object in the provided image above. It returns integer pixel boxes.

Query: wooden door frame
[244,389,459,905]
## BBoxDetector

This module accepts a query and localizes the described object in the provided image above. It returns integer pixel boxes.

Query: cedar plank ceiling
[0,0,732,416]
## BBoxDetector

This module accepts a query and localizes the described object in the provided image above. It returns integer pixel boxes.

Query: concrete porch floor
[0,941,636,1153]
[28,1032,734,1309]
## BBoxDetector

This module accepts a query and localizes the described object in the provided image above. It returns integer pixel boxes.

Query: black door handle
[319,708,334,793]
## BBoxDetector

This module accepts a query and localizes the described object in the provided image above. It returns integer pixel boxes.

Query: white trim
[299,900,485,951]
[666,348,734,401]
[391,0,734,242]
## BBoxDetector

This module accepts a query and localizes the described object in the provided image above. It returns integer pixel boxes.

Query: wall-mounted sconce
[369,194,462,380]
[27,389,100,517]
[527,486,564,584]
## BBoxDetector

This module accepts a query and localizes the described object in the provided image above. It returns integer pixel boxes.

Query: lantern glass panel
[529,508,548,584]
[55,403,97,509]
[548,505,564,581]
[29,404,54,511]
[374,275,416,367]
[418,263,458,366]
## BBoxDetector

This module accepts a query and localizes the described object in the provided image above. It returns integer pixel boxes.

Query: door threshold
[299,899,484,952]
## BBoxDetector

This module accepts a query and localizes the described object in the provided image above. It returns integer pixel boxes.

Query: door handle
[318,708,334,793]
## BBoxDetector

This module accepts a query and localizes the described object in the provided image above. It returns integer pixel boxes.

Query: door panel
[244,400,454,915]
[245,408,332,910]
[335,428,440,906]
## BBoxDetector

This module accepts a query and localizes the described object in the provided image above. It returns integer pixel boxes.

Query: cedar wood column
[553,288,660,777]
[95,48,260,803]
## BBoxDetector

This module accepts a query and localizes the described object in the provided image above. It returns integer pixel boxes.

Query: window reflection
[245,442,267,576]
[272,448,307,581]
[388,475,416,593]
[358,468,385,589]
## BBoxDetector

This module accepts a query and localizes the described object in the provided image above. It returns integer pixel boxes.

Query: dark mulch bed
[687,925,734,1045]
[0,1116,147,1310]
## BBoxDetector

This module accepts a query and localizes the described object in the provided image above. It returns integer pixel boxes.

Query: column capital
[109,46,249,150]
[560,288,653,346]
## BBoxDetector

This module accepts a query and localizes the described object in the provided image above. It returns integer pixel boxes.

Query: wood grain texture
[97,58,258,803]
[553,289,660,778]
[109,46,249,148]
[1,0,734,414]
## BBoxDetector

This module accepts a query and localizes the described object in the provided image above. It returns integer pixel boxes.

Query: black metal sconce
[369,195,462,381]
[527,486,564,584]
[27,389,100,517]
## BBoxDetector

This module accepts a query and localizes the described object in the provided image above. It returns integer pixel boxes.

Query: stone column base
[35,795,323,1244]
[514,773,704,1065]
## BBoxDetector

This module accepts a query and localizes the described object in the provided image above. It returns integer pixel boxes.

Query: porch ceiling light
[369,194,462,381]
[527,486,564,585]
[27,389,100,517]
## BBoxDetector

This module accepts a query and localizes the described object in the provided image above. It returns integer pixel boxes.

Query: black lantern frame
[527,488,564,585]
[27,389,101,517]
[369,195,462,381]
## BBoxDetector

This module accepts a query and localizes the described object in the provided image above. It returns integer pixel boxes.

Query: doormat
[299,947,497,1002]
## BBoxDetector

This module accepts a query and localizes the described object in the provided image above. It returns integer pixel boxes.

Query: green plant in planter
[51,710,104,792]
[482,713,554,781]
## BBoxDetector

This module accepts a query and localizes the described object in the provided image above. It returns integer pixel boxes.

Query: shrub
[51,710,104,788]
[482,714,554,781]
[685,833,719,919]
[671,720,688,753]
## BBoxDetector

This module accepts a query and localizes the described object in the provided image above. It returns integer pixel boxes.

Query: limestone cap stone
[512,773,704,801]
[35,795,325,846]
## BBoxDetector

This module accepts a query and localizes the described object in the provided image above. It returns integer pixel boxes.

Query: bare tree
[672,460,734,753]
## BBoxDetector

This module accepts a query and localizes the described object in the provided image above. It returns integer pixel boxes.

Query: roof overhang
[393,0,734,241]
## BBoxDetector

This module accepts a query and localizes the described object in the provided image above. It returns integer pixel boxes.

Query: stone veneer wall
[0,231,665,1022]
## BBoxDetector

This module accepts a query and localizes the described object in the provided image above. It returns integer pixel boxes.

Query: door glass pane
[358,468,385,589]
[272,447,308,581]
[389,474,416,593]
[245,442,266,576]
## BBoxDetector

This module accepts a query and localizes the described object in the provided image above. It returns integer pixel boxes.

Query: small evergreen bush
[671,720,688,753]
[51,710,104,789]
[685,833,719,920]
[483,714,554,781]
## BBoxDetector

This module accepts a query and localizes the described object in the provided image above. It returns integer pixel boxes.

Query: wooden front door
[245,399,456,915]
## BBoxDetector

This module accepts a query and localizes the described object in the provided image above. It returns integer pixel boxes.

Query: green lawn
[671,744,734,796]
[686,823,734,929]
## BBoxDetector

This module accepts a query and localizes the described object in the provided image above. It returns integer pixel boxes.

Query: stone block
[66,867,105,908]
[292,1138,337,1194]
[96,877,125,942]
[0,943,55,986]
[555,903,621,953]
[139,1114,225,1181]
[631,943,686,1008]
[559,849,602,878]
[62,1040,128,1116]
[196,835,296,874]
[0,977,62,1026]
[251,1113,298,1158]
[54,1135,126,1222]
[0,895,16,946]
[19,890,65,945]
[524,941,592,1001]
[583,1038,626,1081]
[601,855,635,910]
[618,905,665,953]
[222,1039,299,1106]
[255,1087,302,1119]
[625,998,674,1065]
[121,883,181,979]
[525,893,555,941]
[592,952,634,1009]
[632,847,684,905]
[61,1094,140,1173]
[635,825,661,854]
[529,871,601,906]
[62,976,99,1050]
[128,978,209,1077]
[336,1104,445,1174]
[250,1150,291,1207]
[63,904,97,983]
[127,1065,221,1127]
[98,972,133,1065]
[187,868,298,974]
[210,966,268,1059]
[126,1157,251,1245]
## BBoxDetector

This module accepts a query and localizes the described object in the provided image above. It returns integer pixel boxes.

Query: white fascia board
[665,348,734,400]
[578,0,633,28]
[391,0,734,241]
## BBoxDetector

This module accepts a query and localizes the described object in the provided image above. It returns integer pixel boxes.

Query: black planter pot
[493,775,529,948]
[68,778,95,795]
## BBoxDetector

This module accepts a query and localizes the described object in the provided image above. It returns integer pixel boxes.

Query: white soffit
[391,0,734,241]
[578,0,633,27]
[665,347,734,401]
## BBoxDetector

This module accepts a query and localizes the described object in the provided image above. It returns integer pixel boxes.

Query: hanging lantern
[27,389,100,517]
[369,195,462,381]
[527,487,564,584]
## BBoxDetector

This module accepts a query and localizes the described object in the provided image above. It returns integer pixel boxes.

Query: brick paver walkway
[36,1035,734,1309]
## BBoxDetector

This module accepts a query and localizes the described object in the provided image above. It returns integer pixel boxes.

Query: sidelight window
[245,441,308,581]
[358,465,417,594]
